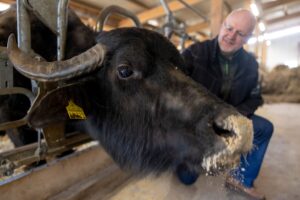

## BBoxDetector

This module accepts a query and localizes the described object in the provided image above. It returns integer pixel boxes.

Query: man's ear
[244,33,253,43]
[28,83,89,128]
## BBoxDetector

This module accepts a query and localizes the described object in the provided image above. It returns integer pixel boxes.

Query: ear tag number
[66,99,87,119]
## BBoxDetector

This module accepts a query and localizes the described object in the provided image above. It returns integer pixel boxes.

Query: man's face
[218,15,253,56]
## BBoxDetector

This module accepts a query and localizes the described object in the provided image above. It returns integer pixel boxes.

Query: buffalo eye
[117,64,134,79]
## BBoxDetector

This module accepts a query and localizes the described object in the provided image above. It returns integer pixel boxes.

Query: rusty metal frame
[0,132,91,176]
[0,87,34,131]
[15,0,69,149]
[0,0,91,177]
[0,47,13,89]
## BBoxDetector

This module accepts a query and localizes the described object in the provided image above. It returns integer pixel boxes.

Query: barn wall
[265,32,300,69]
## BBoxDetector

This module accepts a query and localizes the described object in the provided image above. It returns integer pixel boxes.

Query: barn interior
[0,0,300,200]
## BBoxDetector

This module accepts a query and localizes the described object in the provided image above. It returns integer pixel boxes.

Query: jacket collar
[211,37,219,61]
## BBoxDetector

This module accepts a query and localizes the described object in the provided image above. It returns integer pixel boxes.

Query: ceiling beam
[266,11,300,25]
[0,0,14,4]
[210,0,223,38]
[0,0,115,30]
[186,21,209,33]
[0,0,101,17]
[127,0,149,9]
[69,0,101,17]
[261,0,299,10]
[118,0,204,27]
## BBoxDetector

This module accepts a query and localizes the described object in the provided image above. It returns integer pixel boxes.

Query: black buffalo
[7,27,253,176]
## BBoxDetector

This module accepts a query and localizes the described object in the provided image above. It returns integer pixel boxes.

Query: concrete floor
[255,103,300,200]
[1,103,299,200]
[106,103,300,200]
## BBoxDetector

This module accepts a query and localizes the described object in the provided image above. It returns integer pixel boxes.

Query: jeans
[231,114,273,187]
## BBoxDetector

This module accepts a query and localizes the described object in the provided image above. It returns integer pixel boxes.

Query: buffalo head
[7,28,253,176]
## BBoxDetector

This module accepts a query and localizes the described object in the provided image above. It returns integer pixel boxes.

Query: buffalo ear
[28,83,89,128]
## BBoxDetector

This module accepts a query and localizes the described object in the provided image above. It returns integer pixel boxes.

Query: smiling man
[218,9,255,57]
[180,9,273,200]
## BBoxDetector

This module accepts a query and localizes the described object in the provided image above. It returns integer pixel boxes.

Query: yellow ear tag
[66,99,87,120]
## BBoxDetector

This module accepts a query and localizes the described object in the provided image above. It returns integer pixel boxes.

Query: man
[178,9,273,200]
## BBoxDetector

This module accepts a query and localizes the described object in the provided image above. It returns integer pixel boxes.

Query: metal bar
[0,87,35,103]
[0,47,13,89]
[160,0,172,17]
[57,0,69,61]
[160,0,174,38]
[21,0,69,148]
[16,0,31,52]
[0,132,91,176]
[0,87,35,131]
[96,5,141,32]
[0,117,28,131]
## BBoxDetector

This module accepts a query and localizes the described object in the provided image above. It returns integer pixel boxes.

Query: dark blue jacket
[181,37,263,117]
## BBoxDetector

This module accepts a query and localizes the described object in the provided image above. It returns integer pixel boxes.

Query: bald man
[178,9,273,200]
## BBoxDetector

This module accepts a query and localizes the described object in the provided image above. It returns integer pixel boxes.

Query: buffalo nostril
[212,122,234,138]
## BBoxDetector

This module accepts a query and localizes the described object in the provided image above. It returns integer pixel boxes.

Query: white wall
[265,32,300,69]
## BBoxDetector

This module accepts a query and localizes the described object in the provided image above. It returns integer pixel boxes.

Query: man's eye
[117,65,133,78]
[226,26,232,31]
[237,32,246,37]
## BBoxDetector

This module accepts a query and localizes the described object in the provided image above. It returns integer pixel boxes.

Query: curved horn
[7,34,107,82]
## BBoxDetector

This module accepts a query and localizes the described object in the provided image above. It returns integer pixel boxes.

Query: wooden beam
[118,0,204,27]
[0,0,14,5]
[186,22,209,33]
[0,0,101,19]
[0,0,14,4]
[266,11,300,25]
[0,0,102,17]
[127,0,149,9]
[0,0,116,30]
[261,0,299,10]
[243,0,252,9]
[210,0,223,38]
[69,1,101,17]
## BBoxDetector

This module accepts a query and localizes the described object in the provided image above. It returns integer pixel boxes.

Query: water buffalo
[7,27,253,178]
